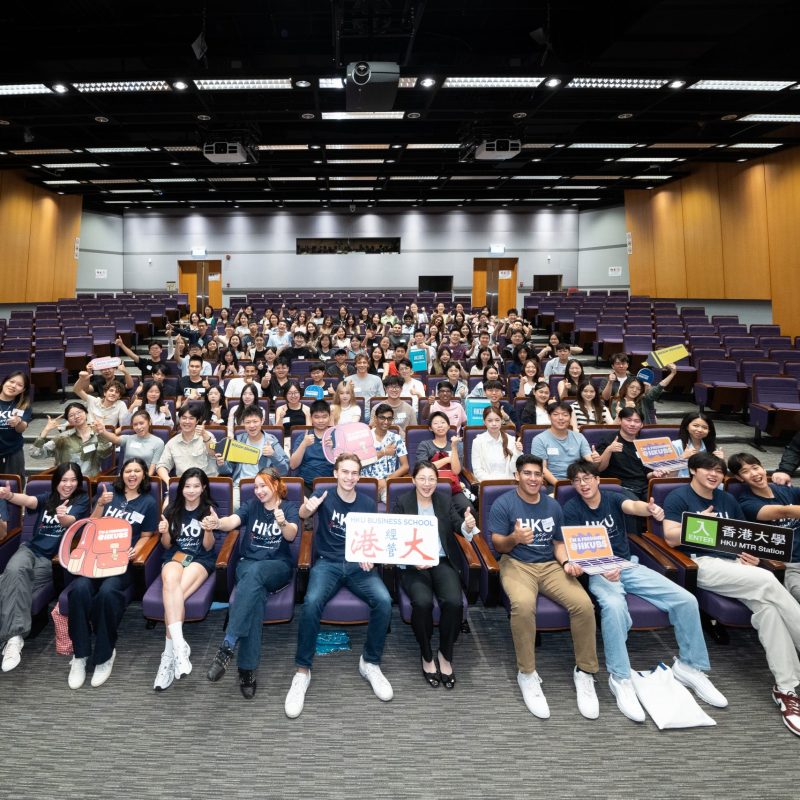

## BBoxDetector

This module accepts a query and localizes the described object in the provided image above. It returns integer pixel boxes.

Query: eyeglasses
[571,476,598,485]
[375,414,394,422]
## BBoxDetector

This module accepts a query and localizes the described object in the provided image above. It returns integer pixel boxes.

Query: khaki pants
[500,555,598,675]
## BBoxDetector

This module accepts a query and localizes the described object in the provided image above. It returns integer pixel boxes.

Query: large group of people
[0,300,799,737]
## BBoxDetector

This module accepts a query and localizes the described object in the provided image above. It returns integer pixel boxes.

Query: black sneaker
[239,668,257,700]
[206,645,234,682]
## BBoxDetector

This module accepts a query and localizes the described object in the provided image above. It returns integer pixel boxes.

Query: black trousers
[68,571,133,663]
[400,559,463,662]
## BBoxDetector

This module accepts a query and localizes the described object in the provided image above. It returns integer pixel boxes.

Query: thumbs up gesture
[0,481,12,500]
[158,515,169,535]
[609,437,624,453]
[646,496,665,522]
[202,506,220,531]
[305,490,328,514]
[513,517,534,546]
[699,504,715,517]
[515,438,523,454]
[274,499,286,528]
[464,507,476,532]
[590,445,600,463]
[97,482,113,506]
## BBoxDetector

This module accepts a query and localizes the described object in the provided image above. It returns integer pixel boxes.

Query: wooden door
[178,259,222,312]
[208,261,222,309]
[473,258,518,314]
[177,261,198,312]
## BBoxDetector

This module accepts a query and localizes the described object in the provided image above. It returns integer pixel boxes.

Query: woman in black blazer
[391,460,478,689]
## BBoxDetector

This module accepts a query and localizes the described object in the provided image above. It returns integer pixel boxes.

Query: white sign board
[489,243,505,254]
[499,269,513,279]
[191,247,207,258]
[74,237,81,260]
[94,268,108,280]
[626,231,633,255]
[345,512,440,566]
[608,265,622,277]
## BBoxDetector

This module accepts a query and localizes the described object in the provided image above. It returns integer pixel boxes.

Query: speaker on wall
[346,61,400,111]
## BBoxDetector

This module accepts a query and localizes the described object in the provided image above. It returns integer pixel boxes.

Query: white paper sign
[499,269,512,279]
[345,512,440,566]
[74,237,80,260]
[608,265,622,277]
[95,268,107,280]
[626,231,633,255]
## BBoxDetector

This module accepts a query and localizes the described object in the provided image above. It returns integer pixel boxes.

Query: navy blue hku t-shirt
[488,489,564,564]
[101,491,159,546]
[237,498,300,563]
[0,399,32,456]
[311,487,376,561]
[738,484,800,564]
[26,492,90,558]
[663,484,743,559]
[162,507,216,571]
[563,490,630,560]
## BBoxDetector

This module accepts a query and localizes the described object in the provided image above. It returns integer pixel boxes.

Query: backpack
[58,517,133,579]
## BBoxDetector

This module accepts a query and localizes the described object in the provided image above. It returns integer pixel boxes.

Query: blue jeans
[295,559,392,670]
[228,557,293,670]
[589,560,711,679]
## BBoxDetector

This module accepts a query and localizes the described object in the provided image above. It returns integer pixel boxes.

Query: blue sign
[466,397,492,426]
[408,348,428,373]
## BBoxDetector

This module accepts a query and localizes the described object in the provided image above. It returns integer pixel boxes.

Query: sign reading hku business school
[680,513,794,562]
[345,513,440,566]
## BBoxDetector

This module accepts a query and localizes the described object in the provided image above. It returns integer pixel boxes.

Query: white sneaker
[574,667,600,719]
[517,671,550,719]
[285,671,311,718]
[68,656,88,689]
[672,658,728,707]
[359,656,393,702]
[609,674,645,722]
[1,636,24,672]
[90,649,116,687]
[153,650,175,692]
[173,641,192,680]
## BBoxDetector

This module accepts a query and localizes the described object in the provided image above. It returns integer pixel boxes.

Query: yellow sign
[647,344,690,369]
[217,438,261,465]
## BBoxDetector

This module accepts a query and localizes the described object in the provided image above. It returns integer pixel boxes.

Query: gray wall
[76,212,124,291]
[577,206,630,288]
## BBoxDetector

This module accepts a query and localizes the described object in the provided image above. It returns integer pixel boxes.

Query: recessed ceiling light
[545,78,561,88]
[617,112,633,119]
[668,79,686,89]
[52,83,69,94]
[295,80,311,88]
[406,112,421,119]
[0,120,9,125]
[170,161,180,166]
[313,159,322,164]
[309,144,322,150]
[258,144,308,151]
[385,159,395,164]
[301,113,316,120]
[689,79,794,92]
[94,116,110,123]
[721,114,738,121]
[197,113,212,121]
[736,158,748,162]
[420,78,436,88]
[43,179,81,185]
[512,112,527,119]
[172,80,188,91]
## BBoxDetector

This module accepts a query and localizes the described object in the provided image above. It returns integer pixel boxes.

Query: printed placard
[560,525,638,575]
[408,348,428,373]
[321,422,377,466]
[216,437,262,465]
[345,512,440,566]
[680,513,794,562]
[58,517,132,578]
[88,356,122,372]
[646,344,690,369]
[465,397,491,426]
[633,437,686,472]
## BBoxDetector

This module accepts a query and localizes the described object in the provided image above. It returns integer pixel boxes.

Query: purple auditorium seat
[740,359,780,390]
[30,349,68,401]
[717,325,747,336]
[749,324,781,337]
[710,315,739,326]
[723,335,757,353]
[302,476,381,624]
[405,425,456,472]
[59,479,163,615]
[694,360,748,413]
[0,474,25,572]
[387,478,476,621]
[142,477,234,622]
[772,350,800,372]
[639,424,681,442]
[472,479,570,632]
[644,478,752,630]
[553,308,576,336]
[757,336,791,351]
[750,376,800,444]
[575,425,620,450]
[553,480,672,629]
[573,314,598,347]
[593,324,624,364]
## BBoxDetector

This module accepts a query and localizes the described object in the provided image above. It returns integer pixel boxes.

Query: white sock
[167,623,185,648]
[164,638,174,656]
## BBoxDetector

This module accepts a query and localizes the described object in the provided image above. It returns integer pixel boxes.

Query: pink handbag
[58,517,133,579]
[50,606,73,655]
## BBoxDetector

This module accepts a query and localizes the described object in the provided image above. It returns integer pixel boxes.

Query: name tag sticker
[82,444,97,454]
[547,447,559,456]
[130,511,145,525]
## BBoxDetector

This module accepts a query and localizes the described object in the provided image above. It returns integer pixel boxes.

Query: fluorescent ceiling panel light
[523,198,556,201]
[194,78,292,90]
[0,83,52,95]
[270,177,316,181]
[258,144,308,150]
[89,179,140,184]
[10,148,73,155]
[43,180,80,185]
[568,143,636,148]
[522,143,554,149]
[328,176,378,181]
[570,197,601,200]
[728,142,782,148]
[378,198,417,202]
[208,177,259,182]
[42,162,102,168]
[321,111,405,120]
[738,114,800,122]
[650,142,718,148]
[144,200,180,204]
[405,143,460,149]
[427,198,464,202]
[511,175,562,180]
[86,147,151,153]
[104,201,132,204]
[688,79,794,91]
[443,77,544,88]
[398,77,417,88]
[567,77,667,89]
[74,80,171,92]
[327,159,385,164]
[319,77,344,89]
[390,176,439,180]
[164,146,201,152]
[326,144,390,150]
[187,200,221,203]
[109,189,155,194]
[449,175,495,180]
[554,185,601,189]
[632,175,671,180]
[617,157,678,162]
[147,178,198,183]
[328,187,373,191]
[572,175,622,180]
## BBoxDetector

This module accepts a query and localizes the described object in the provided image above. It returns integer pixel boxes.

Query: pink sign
[321,422,378,466]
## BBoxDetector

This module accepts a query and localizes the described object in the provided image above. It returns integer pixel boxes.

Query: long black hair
[164,467,217,546]
[111,457,151,495]
[44,462,86,515]
[678,411,718,453]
